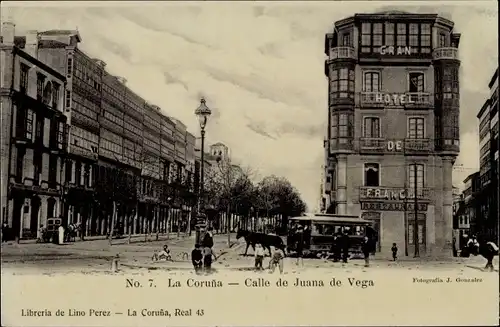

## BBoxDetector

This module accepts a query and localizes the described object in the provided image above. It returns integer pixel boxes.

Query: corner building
[323,11,460,256]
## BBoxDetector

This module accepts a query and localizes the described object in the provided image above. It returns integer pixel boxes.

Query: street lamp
[195,97,212,245]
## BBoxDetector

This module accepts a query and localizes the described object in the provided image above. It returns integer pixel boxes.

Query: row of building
[453,68,499,247]
[319,11,462,256]
[0,21,236,240]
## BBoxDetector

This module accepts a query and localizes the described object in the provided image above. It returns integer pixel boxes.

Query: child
[153,245,172,261]
[191,244,203,274]
[254,243,265,270]
[203,247,216,272]
[391,243,398,261]
[268,247,285,274]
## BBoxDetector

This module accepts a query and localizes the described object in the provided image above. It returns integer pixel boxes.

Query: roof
[39,29,81,42]
[488,67,499,89]
[290,213,371,224]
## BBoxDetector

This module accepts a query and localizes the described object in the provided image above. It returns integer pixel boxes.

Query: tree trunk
[109,201,117,246]
[177,210,181,238]
[227,203,231,247]
[128,202,137,244]
[155,205,160,241]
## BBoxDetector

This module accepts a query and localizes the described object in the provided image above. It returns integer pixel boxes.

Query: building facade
[474,68,499,242]
[1,22,198,240]
[323,11,461,256]
[1,22,69,239]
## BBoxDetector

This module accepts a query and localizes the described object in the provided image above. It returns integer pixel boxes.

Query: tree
[255,175,307,234]
[203,157,256,246]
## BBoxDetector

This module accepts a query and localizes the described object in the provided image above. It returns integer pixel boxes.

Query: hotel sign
[360,187,427,201]
[371,93,418,106]
[361,202,428,212]
[380,46,412,56]
[387,140,403,152]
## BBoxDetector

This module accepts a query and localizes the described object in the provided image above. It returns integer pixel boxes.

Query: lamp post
[195,98,211,245]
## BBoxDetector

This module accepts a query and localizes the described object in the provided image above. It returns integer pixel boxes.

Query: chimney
[1,20,15,46]
[25,30,39,58]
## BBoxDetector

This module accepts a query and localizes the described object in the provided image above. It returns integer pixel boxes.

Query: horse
[466,237,499,271]
[236,229,286,257]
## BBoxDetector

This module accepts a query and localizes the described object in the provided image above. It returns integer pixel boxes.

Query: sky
[2,1,498,211]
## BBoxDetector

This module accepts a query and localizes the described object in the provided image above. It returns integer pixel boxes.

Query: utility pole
[413,165,420,258]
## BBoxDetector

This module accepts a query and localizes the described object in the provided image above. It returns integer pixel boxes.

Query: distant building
[323,11,461,256]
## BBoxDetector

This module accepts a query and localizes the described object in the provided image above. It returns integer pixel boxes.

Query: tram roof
[290,213,372,224]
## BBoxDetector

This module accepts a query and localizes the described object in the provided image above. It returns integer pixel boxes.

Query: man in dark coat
[341,232,350,263]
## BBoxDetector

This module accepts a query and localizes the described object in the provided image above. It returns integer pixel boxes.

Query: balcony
[404,138,432,154]
[359,186,432,202]
[359,92,432,108]
[329,47,357,60]
[9,176,60,196]
[359,138,385,153]
[433,47,459,61]
[329,138,354,153]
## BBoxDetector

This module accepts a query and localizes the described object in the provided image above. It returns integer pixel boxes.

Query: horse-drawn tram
[287,213,375,258]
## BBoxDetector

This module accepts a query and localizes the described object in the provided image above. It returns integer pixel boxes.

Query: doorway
[361,211,381,252]
[407,213,426,255]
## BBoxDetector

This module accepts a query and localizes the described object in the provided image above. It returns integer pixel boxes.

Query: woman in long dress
[58,225,65,244]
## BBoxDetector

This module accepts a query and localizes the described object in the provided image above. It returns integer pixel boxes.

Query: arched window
[364,163,380,187]
[43,81,53,105]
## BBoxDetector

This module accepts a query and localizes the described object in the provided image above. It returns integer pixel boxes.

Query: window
[363,72,380,92]
[67,57,73,76]
[42,82,52,105]
[408,72,424,93]
[65,160,73,183]
[339,114,349,137]
[33,151,43,185]
[364,163,380,187]
[20,64,29,93]
[439,33,447,47]
[35,113,44,143]
[26,109,34,140]
[65,90,71,108]
[330,67,355,99]
[372,23,383,49]
[409,24,419,54]
[48,154,58,188]
[83,165,90,187]
[37,73,46,100]
[396,23,407,46]
[342,33,351,46]
[408,117,425,139]
[420,24,431,53]
[384,22,394,46]
[409,163,425,190]
[408,222,424,245]
[331,114,338,138]
[52,82,60,110]
[361,23,371,53]
[363,117,380,138]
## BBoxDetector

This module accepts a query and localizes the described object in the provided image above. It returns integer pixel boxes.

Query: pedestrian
[341,231,350,263]
[191,244,203,274]
[268,246,285,274]
[203,246,216,273]
[295,225,304,267]
[58,224,65,245]
[391,243,398,261]
[362,236,370,267]
[152,245,172,261]
[254,243,265,270]
[202,227,214,249]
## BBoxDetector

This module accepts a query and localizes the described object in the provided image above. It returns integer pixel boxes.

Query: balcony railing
[359,92,432,108]
[359,186,432,202]
[433,47,459,60]
[404,138,432,153]
[359,138,385,153]
[329,47,357,60]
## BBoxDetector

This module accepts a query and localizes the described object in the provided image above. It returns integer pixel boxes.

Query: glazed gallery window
[363,72,380,92]
[408,72,424,93]
[408,163,425,190]
[342,33,351,46]
[36,73,46,100]
[361,22,432,54]
[364,163,380,187]
[331,113,353,139]
[408,117,425,139]
[442,67,459,100]
[363,117,381,138]
[330,68,355,99]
